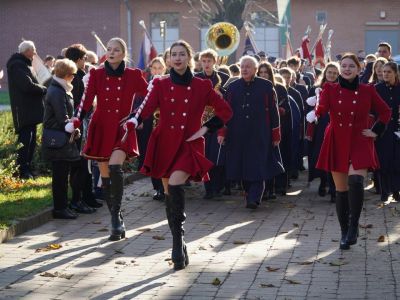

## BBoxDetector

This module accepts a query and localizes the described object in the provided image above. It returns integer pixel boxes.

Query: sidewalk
[0,173,399,299]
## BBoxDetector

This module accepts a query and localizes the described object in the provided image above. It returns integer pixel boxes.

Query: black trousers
[70,157,94,204]
[52,160,80,210]
[17,125,37,173]
[204,166,225,194]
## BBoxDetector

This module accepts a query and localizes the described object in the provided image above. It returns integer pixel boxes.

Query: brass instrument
[153,109,160,127]
[202,72,222,123]
[205,22,240,64]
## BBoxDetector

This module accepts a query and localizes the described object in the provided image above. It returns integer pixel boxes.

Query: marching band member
[195,48,230,199]
[374,62,400,202]
[257,62,292,199]
[224,56,284,209]
[70,37,148,241]
[128,40,232,270]
[307,53,391,250]
[306,62,340,202]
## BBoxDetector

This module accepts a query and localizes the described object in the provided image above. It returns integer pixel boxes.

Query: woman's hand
[186,126,208,142]
[362,129,377,138]
[217,135,225,145]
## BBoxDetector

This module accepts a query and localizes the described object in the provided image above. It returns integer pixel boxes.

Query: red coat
[81,67,148,161]
[140,76,232,181]
[315,82,391,173]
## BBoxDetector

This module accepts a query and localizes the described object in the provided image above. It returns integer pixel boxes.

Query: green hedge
[0,91,10,105]
[0,111,50,190]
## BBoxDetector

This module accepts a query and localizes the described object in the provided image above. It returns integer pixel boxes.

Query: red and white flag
[91,32,107,64]
[314,39,325,67]
[137,21,158,70]
[299,26,312,64]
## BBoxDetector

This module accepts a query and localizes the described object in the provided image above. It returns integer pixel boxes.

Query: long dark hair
[316,62,340,87]
[257,62,275,85]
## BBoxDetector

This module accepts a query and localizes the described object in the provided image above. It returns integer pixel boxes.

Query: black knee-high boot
[336,191,350,250]
[101,177,111,211]
[108,165,126,241]
[167,184,189,270]
[346,175,364,245]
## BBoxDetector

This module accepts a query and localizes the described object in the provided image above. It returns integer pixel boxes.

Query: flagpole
[91,31,107,52]
[309,24,327,60]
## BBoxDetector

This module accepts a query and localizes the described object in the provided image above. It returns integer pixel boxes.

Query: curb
[0,172,145,244]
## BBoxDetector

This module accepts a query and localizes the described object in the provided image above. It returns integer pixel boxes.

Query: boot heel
[173,261,185,271]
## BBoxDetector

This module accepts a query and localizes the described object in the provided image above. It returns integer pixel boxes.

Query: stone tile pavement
[1,173,400,299]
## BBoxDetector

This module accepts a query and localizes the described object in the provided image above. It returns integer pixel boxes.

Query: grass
[0,176,52,229]
[0,91,10,105]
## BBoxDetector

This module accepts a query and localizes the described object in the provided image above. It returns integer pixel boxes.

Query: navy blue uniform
[225,77,284,205]
[375,82,400,199]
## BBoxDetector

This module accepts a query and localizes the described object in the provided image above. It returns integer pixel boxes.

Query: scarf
[338,75,359,91]
[104,60,125,77]
[170,67,193,86]
[53,76,73,97]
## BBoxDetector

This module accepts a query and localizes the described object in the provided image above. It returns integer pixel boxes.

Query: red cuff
[126,121,135,131]
[73,119,81,129]
[306,123,315,141]
[217,126,227,137]
[278,107,286,116]
[272,127,281,143]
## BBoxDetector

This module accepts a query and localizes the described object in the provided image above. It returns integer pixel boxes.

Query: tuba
[206,22,240,63]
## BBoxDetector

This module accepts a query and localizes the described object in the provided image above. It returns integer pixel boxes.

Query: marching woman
[306,62,340,202]
[126,40,232,270]
[69,37,148,240]
[307,53,391,250]
[374,62,400,202]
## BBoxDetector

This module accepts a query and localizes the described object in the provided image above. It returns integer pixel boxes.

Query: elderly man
[7,41,47,179]
[224,56,284,209]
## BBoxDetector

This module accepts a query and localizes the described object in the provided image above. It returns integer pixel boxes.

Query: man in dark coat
[224,56,284,209]
[7,41,47,179]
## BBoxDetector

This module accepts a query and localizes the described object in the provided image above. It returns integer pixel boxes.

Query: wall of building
[1,0,399,90]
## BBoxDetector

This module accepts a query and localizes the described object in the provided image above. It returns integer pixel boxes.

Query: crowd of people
[5,36,400,269]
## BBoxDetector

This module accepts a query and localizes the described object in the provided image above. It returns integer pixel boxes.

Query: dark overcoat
[6,53,47,133]
[225,77,284,181]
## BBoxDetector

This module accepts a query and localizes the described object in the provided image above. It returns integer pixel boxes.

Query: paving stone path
[1,173,400,299]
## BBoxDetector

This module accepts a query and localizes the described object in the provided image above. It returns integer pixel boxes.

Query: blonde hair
[54,58,77,78]
[107,37,128,61]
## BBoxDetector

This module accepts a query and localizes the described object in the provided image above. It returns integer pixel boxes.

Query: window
[316,11,327,25]
[250,11,280,57]
[150,13,180,53]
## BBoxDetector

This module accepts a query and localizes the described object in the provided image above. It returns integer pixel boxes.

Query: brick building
[1,0,399,90]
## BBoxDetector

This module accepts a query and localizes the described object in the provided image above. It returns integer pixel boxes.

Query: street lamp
[160,21,167,52]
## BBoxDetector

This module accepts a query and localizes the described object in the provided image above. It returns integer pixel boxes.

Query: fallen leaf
[284,203,296,209]
[35,244,63,252]
[285,278,301,284]
[199,223,212,226]
[377,235,385,242]
[131,260,136,263]
[137,228,151,232]
[329,261,348,266]
[260,283,275,288]
[92,220,102,224]
[164,258,172,261]
[296,234,309,237]
[209,244,215,248]
[331,239,339,242]
[377,203,384,208]
[303,209,314,214]
[298,261,313,265]
[212,278,221,286]
[58,273,73,280]
[98,228,108,232]
[266,266,280,272]
[152,235,165,240]
[359,224,373,229]
[114,249,124,254]
[199,246,207,250]
[293,223,299,228]
[115,260,126,265]
[40,271,57,278]
[233,240,246,245]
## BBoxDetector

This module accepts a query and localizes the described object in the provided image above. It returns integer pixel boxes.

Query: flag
[96,40,107,64]
[299,33,312,64]
[137,30,157,70]
[285,31,294,59]
[314,39,325,66]
[91,32,107,64]
[243,32,257,56]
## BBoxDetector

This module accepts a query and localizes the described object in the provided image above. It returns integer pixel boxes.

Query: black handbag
[42,128,69,149]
